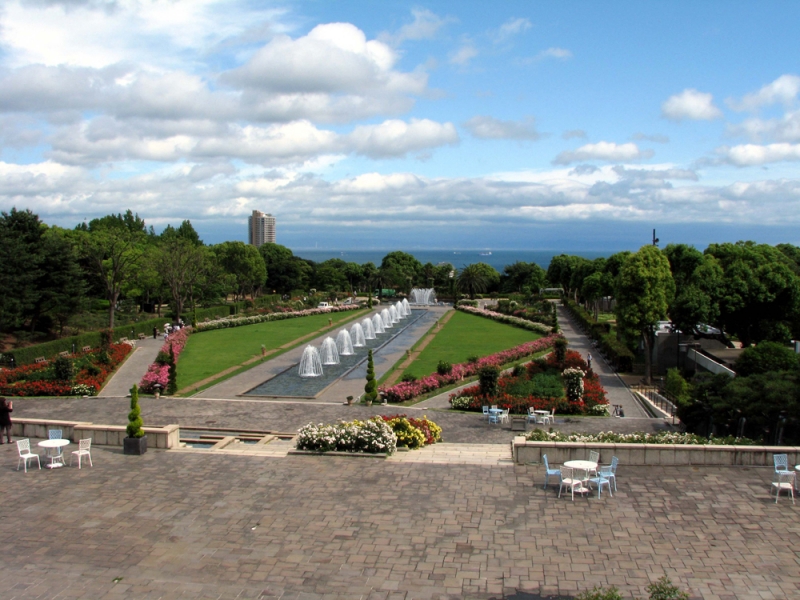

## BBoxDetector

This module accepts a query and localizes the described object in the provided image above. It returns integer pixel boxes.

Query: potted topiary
[364,349,377,406]
[123,383,147,455]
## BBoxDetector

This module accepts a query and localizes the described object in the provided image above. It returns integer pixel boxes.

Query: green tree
[615,245,675,384]
[364,349,378,403]
[79,210,147,329]
[312,258,349,293]
[380,251,423,292]
[157,228,207,319]
[734,341,799,377]
[212,241,266,300]
[457,263,496,298]
[705,241,800,346]
[581,271,605,320]
[127,384,144,438]
[501,261,547,294]
[0,208,45,332]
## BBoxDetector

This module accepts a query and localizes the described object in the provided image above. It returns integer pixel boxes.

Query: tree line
[547,242,800,381]
[0,208,549,341]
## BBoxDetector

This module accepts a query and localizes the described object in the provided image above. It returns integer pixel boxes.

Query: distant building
[248,210,276,247]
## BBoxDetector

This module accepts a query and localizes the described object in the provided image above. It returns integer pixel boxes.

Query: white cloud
[554,142,651,164]
[728,74,800,111]
[379,9,454,46]
[535,47,572,60]
[719,143,800,166]
[449,44,478,66]
[493,17,531,43]
[661,89,722,121]
[347,119,459,158]
[463,115,541,140]
[728,110,800,144]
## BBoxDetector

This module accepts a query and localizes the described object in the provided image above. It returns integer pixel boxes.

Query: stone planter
[123,435,148,455]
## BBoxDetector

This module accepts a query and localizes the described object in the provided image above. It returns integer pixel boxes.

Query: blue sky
[1,0,799,251]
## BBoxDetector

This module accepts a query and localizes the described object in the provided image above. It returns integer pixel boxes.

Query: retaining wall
[12,418,180,449]
[512,437,799,467]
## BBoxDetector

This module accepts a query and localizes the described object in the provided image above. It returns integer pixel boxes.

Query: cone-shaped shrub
[364,349,378,402]
[127,384,144,438]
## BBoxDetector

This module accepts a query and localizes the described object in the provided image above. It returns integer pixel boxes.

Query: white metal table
[38,439,69,469]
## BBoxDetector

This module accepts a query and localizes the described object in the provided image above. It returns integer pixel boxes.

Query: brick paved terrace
[1,439,798,600]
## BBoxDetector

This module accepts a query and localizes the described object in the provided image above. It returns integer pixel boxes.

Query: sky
[1,0,800,251]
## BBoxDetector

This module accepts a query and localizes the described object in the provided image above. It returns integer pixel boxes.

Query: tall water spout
[402,298,411,316]
[336,329,354,355]
[389,305,399,323]
[395,301,406,318]
[372,313,385,334]
[381,308,392,328]
[350,322,366,347]
[410,288,436,305]
[362,318,376,339]
[298,345,323,377]
[320,336,339,365]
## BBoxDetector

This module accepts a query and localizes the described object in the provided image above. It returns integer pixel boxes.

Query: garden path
[98,336,163,397]
[555,302,651,418]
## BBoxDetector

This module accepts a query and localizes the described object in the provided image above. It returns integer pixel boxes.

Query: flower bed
[139,327,191,393]
[379,414,442,448]
[525,429,757,445]
[0,343,132,396]
[295,417,397,454]
[196,304,361,332]
[449,349,608,416]
[457,305,552,334]
[380,334,561,403]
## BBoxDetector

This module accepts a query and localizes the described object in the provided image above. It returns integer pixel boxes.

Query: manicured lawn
[400,310,542,379]
[177,310,365,390]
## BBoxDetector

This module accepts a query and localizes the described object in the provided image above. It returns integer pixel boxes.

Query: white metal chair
[48,429,64,463]
[773,454,789,473]
[70,438,93,469]
[16,439,41,472]
[588,466,614,498]
[542,407,555,425]
[587,450,600,478]
[499,408,510,424]
[527,407,537,424]
[558,466,590,501]
[772,470,796,504]
[606,456,619,492]
[542,454,561,489]
[482,406,490,421]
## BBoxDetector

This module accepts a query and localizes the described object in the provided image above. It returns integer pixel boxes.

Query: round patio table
[38,439,69,469]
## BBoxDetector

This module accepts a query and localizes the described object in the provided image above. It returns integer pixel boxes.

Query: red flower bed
[450,349,608,415]
[0,343,132,396]
[380,334,562,403]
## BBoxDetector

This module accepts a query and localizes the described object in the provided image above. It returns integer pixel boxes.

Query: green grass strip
[399,310,543,379]
[177,310,365,390]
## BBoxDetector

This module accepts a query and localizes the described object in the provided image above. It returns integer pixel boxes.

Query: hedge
[195,304,362,332]
[4,317,168,366]
[456,305,552,334]
[561,298,634,372]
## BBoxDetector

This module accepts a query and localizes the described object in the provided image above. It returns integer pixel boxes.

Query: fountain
[298,345,323,377]
[381,308,392,328]
[395,300,406,318]
[362,318,376,339]
[320,337,339,365]
[402,298,411,316]
[410,288,436,305]
[336,329,354,355]
[372,313,385,334]
[389,305,399,323]
[350,322,366,347]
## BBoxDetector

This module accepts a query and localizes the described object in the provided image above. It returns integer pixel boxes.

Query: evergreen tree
[127,384,144,438]
[364,349,377,403]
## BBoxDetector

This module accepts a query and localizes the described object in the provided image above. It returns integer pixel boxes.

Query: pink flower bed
[380,334,561,403]
[139,326,192,393]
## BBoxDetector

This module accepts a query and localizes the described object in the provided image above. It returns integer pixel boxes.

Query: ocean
[292,249,610,272]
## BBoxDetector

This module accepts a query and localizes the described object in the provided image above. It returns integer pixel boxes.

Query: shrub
[554,337,567,363]
[647,577,689,600]
[466,355,479,364]
[364,349,378,403]
[576,586,622,600]
[385,416,426,449]
[525,429,755,445]
[478,365,500,397]
[296,417,397,454]
[126,384,144,438]
[450,396,473,410]
[734,341,799,376]
[53,356,75,382]
[436,360,453,375]
[400,373,417,383]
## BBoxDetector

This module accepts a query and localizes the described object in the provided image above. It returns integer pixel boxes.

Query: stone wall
[12,418,180,449]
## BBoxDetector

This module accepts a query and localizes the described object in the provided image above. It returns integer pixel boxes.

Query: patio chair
[606,456,619,492]
[542,407,555,425]
[772,470,796,504]
[482,406,490,421]
[588,465,614,498]
[16,439,41,473]
[499,408,510,424]
[587,450,600,477]
[773,454,789,473]
[488,411,501,424]
[542,454,561,489]
[558,466,590,501]
[527,407,537,424]
[48,429,64,462]
[70,438,93,469]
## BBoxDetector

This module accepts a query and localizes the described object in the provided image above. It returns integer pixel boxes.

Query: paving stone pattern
[1,442,798,599]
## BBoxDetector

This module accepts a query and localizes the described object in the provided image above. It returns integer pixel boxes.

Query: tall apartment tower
[248,210,276,247]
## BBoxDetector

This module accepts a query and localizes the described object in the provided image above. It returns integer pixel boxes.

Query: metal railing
[633,384,678,424]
